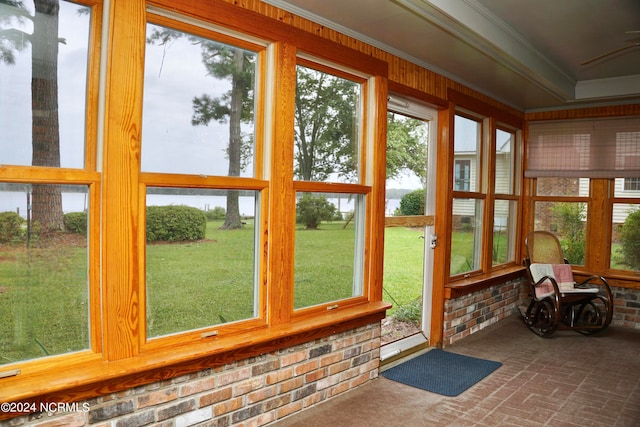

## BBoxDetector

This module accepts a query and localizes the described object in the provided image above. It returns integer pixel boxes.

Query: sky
[0,1,90,168]
[0,1,488,195]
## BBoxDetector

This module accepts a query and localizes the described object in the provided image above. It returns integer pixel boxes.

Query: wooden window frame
[291,59,372,317]
[524,105,640,289]
[0,0,390,409]
[443,91,525,294]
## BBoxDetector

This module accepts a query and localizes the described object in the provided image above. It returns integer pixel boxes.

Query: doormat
[381,349,502,397]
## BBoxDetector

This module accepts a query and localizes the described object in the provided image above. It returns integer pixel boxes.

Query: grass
[0,219,373,362]
[294,222,356,308]
[0,241,89,364]
[383,227,424,318]
[8,223,616,364]
[146,221,257,337]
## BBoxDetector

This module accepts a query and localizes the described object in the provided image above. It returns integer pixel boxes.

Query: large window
[531,178,589,265]
[140,19,264,340]
[451,115,482,276]
[450,111,520,278]
[0,0,388,403]
[292,62,367,312]
[493,128,517,266]
[611,180,640,272]
[0,1,98,366]
[527,117,640,276]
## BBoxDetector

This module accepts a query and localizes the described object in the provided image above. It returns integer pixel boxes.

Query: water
[1,190,402,219]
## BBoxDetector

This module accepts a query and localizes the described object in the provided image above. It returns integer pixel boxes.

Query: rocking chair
[522,231,613,337]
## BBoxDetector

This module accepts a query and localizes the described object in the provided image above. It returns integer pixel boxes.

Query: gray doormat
[381,349,502,397]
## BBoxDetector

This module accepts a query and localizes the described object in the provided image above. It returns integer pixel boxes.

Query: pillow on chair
[529,263,575,298]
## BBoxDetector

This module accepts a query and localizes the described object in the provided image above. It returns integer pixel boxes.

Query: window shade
[526,116,640,178]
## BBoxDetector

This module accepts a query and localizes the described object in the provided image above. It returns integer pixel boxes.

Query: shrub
[551,202,586,264]
[296,194,337,229]
[146,205,207,242]
[619,208,640,270]
[0,212,24,243]
[205,206,226,221]
[398,189,425,216]
[64,212,88,235]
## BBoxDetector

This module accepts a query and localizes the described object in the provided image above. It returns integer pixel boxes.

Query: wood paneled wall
[219,0,524,118]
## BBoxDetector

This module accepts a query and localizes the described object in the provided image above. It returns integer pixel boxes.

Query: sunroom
[0,0,639,425]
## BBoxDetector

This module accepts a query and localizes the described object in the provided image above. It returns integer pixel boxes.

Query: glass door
[380,95,437,360]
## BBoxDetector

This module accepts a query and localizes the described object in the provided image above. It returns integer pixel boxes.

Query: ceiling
[262,0,640,112]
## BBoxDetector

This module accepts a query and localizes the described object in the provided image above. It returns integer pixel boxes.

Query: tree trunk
[31,0,64,232]
[220,48,245,230]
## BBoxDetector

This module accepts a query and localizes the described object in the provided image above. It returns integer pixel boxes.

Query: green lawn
[2,219,412,363]
[0,242,89,364]
[383,227,424,318]
[0,223,542,364]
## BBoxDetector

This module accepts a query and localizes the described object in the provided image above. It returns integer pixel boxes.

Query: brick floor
[273,314,640,426]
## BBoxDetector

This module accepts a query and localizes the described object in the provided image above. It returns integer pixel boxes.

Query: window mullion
[101,0,146,360]
[266,41,297,325]
[587,179,610,271]
[483,118,496,272]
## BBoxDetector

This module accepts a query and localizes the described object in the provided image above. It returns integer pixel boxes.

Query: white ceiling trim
[399,0,576,101]
[262,0,524,109]
[575,74,640,100]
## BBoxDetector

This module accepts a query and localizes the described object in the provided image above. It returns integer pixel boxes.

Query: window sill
[0,301,390,412]
[445,265,527,299]
[574,271,640,289]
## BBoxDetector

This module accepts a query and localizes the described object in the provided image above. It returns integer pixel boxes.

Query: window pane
[534,201,587,265]
[536,177,589,197]
[0,1,91,168]
[294,66,361,183]
[294,192,364,309]
[451,198,482,275]
[453,115,480,192]
[145,188,258,338]
[0,183,89,365]
[611,204,640,271]
[495,129,514,194]
[615,177,640,196]
[611,179,640,271]
[142,23,257,177]
[493,199,515,265]
[385,111,429,214]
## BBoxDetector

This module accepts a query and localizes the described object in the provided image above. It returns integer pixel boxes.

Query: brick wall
[444,279,640,347]
[2,323,380,427]
[443,278,524,346]
[612,286,640,330]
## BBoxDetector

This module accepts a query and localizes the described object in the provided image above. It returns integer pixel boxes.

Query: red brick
[275,401,303,419]
[279,376,304,393]
[294,359,319,376]
[266,367,294,385]
[179,377,216,397]
[137,388,178,408]
[199,387,233,407]
[213,397,243,416]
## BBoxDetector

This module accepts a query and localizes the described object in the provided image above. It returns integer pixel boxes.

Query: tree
[619,209,640,270]
[293,71,428,184]
[294,66,358,181]
[387,112,428,183]
[551,202,586,264]
[1,0,65,231]
[147,28,255,230]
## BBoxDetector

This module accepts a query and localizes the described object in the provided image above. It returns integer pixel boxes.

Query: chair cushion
[529,263,575,298]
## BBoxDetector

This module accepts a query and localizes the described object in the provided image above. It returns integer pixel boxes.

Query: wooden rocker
[522,231,613,337]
